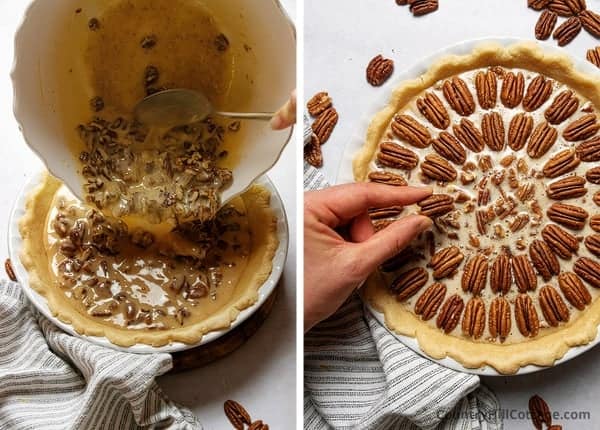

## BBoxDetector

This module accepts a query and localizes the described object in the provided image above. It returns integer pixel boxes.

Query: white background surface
[0,0,296,429]
[305,0,600,428]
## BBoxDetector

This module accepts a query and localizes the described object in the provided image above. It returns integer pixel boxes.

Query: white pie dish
[8,171,289,354]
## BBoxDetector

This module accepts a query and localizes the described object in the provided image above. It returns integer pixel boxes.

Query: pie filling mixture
[365,65,600,344]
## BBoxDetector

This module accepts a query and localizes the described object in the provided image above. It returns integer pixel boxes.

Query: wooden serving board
[170,284,280,372]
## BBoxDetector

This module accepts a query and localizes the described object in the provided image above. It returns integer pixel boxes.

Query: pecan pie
[355,43,600,374]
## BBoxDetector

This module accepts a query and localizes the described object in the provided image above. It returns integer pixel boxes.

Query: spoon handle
[215,111,274,121]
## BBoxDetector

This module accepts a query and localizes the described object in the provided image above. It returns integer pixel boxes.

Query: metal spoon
[134,88,274,128]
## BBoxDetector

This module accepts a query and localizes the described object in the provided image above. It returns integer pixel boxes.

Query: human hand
[304,182,433,332]
[270,90,297,130]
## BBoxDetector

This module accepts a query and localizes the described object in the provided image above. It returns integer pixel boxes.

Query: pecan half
[429,246,464,279]
[368,206,404,220]
[490,254,512,294]
[489,297,511,342]
[585,234,600,256]
[559,272,591,310]
[368,170,407,186]
[563,114,599,141]
[542,223,579,259]
[530,239,560,281]
[431,132,466,165]
[453,118,485,152]
[546,176,587,200]
[587,46,600,68]
[575,136,600,161]
[377,143,419,169]
[312,107,338,144]
[539,285,570,326]
[545,90,579,124]
[461,254,488,295]
[586,166,600,184]
[536,10,558,40]
[500,71,525,108]
[527,122,558,158]
[304,134,322,168]
[417,92,450,129]
[549,0,574,15]
[523,75,553,112]
[547,202,588,230]
[580,10,600,37]
[564,0,586,14]
[415,282,446,320]
[461,297,486,339]
[515,294,540,338]
[529,0,551,9]
[418,194,455,218]
[366,55,394,86]
[475,70,497,110]
[391,115,431,148]
[529,395,552,430]
[574,256,600,288]
[542,149,580,178]
[306,91,332,117]
[592,215,600,232]
[512,255,538,292]
[508,113,534,151]
[442,77,475,116]
[248,421,268,430]
[481,112,505,151]
[224,400,252,430]
[420,154,457,182]
[410,0,439,16]
[553,16,582,46]
[390,267,429,301]
[381,247,424,272]
[436,294,464,333]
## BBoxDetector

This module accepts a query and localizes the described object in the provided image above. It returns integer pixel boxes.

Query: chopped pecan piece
[529,395,552,430]
[539,285,570,326]
[512,254,538,292]
[585,234,600,256]
[453,118,485,152]
[474,70,497,110]
[431,132,466,165]
[436,294,464,333]
[410,0,439,16]
[553,16,582,46]
[516,182,536,203]
[306,91,332,117]
[304,134,322,167]
[418,194,455,218]
[574,257,600,288]
[368,170,407,186]
[563,114,599,141]
[366,55,394,86]
[575,136,600,161]
[391,114,431,148]
[490,254,512,294]
[559,272,591,310]
[523,75,553,112]
[500,71,525,108]
[481,112,505,151]
[545,90,579,124]
[586,166,600,184]
[515,294,540,338]
[510,213,530,232]
[414,282,446,320]
[527,122,558,159]
[535,10,558,40]
[546,175,587,200]
[461,254,488,295]
[587,46,600,68]
[528,0,551,9]
[592,214,600,232]
[461,297,486,339]
[312,107,338,144]
[489,297,511,342]
[420,154,457,182]
[542,149,580,178]
[377,142,419,169]
[390,267,429,301]
[530,240,560,281]
[477,189,490,206]
[442,77,475,116]
[475,210,488,235]
[508,113,534,151]
[547,202,588,230]
[580,9,600,37]
[429,246,464,279]
[542,223,579,259]
[368,206,404,220]
[594,190,600,206]
[417,92,450,129]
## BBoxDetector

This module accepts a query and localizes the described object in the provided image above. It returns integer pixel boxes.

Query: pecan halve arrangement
[356,43,600,373]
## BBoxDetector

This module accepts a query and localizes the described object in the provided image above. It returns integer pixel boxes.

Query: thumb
[350,214,432,276]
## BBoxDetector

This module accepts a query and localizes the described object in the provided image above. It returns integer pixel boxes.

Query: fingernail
[270,115,284,130]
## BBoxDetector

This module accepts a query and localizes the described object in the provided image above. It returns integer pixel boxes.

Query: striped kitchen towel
[0,280,201,430]
[303,160,502,430]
